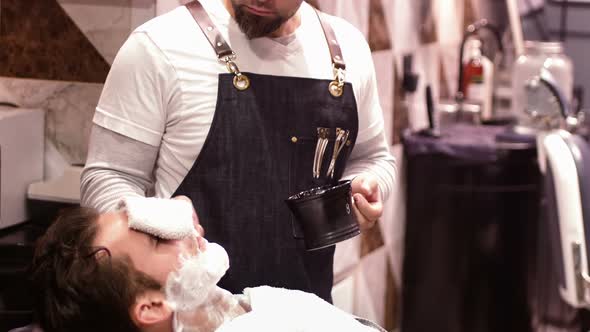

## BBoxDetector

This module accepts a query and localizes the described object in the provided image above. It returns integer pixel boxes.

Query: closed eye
[149,234,161,247]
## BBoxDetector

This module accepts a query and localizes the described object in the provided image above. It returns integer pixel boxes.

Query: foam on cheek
[117,196,197,240]
[165,242,230,312]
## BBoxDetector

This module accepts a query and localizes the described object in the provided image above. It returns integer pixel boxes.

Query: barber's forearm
[343,131,397,201]
[81,124,159,212]
[80,167,147,212]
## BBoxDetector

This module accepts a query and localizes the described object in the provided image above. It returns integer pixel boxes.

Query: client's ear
[132,290,173,330]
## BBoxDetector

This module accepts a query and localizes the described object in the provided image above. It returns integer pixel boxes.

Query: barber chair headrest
[540,130,590,308]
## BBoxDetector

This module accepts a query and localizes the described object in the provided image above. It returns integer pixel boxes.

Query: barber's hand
[351,173,382,231]
[172,195,207,251]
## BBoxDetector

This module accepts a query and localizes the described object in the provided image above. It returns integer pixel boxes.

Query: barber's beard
[232,4,288,39]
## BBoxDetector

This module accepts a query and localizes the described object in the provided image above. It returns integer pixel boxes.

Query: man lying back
[30,197,376,332]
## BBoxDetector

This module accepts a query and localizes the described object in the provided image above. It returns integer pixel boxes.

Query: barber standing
[81,0,396,302]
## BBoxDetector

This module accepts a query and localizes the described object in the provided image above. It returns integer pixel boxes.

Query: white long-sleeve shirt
[81,0,396,211]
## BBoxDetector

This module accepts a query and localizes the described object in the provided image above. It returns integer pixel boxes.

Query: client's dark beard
[233,4,287,39]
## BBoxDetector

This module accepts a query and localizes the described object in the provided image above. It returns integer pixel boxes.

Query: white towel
[117,196,196,240]
[215,286,376,332]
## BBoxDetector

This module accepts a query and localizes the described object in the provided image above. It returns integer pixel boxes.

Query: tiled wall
[0,0,156,164]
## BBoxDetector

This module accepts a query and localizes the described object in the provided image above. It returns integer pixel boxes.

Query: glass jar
[511,41,573,128]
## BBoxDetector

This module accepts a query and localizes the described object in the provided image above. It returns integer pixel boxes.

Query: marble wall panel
[419,0,438,44]
[317,0,370,38]
[372,50,394,141]
[368,0,392,52]
[354,247,393,328]
[0,0,110,82]
[57,0,133,65]
[391,59,408,145]
[383,145,406,287]
[304,0,320,10]
[334,236,362,282]
[0,77,102,164]
[332,274,356,314]
[56,0,156,64]
[381,0,396,52]
[0,0,159,166]
[131,0,157,33]
[392,0,421,54]
[156,0,190,15]
[395,44,441,132]
[440,42,461,98]
[435,0,464,46]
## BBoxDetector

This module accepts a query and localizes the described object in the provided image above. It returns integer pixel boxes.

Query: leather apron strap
[313,10,345,70]
[186,0,233,59]
[184,0,347,96]
[186,0,250,90]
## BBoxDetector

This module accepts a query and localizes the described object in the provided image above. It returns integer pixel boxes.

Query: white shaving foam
[165,241,230,312]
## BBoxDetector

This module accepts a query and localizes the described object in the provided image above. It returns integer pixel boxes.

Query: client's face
[93,212,199,285]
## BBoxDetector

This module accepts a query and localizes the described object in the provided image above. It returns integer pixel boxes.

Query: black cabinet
[401,125,540,332]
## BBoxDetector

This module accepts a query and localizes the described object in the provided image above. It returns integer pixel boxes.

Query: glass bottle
[511,41,573,128]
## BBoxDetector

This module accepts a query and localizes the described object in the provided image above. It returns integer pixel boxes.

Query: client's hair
[30,207,162,332]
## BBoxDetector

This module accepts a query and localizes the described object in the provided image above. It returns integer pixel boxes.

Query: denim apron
[173,0,358,302]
